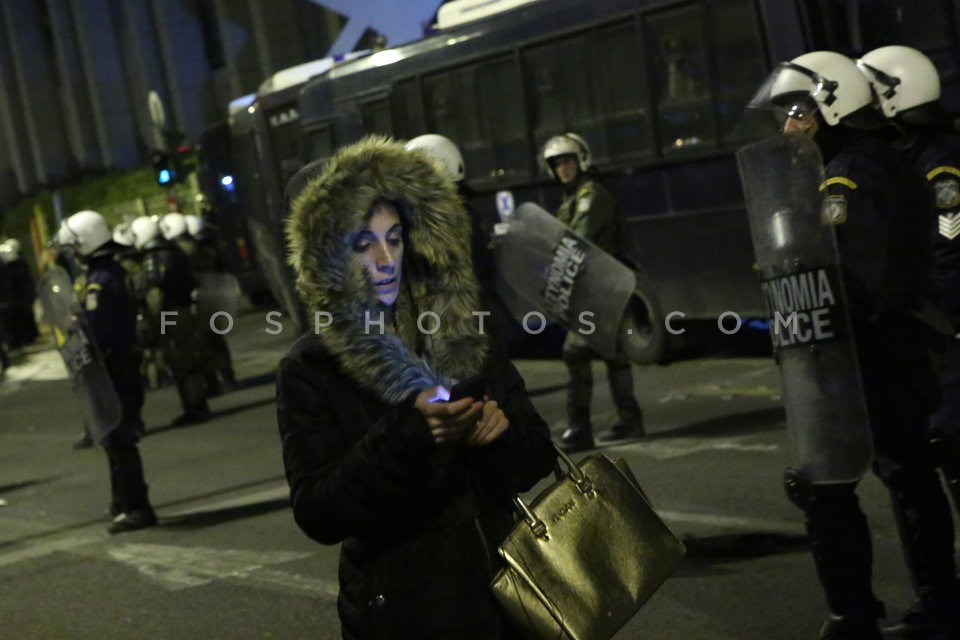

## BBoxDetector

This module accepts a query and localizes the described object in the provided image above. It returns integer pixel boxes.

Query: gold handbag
[491,446,685,640]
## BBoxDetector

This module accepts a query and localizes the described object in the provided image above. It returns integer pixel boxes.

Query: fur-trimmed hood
[286,136,488,403]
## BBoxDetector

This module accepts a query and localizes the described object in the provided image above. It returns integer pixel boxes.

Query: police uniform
[556,175,642,440]
[902,130,960,516]
[83,245,154,525]
[792,133,959,627]
[178,229,237,395]
[140,236,210,422]
[0,253,40,349]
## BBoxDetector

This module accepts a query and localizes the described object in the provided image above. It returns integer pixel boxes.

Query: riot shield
[195,272,242,320]
[737,133,872,483]
[493,203,650,360]
[37,266,121,443]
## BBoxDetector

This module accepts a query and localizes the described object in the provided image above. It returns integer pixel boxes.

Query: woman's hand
[465,398,509,446]
[414,386,484,444]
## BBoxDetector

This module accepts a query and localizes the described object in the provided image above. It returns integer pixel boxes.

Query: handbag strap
[511,443,596,540]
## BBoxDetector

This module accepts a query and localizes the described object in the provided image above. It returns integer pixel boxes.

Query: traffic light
[172,144,196,181]
[151,150,175,185]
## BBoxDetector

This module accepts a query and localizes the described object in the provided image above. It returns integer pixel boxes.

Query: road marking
[0,533,102,568]
[1,349,67,382]
[607,438,780,460]
[162,485,289,518]
[659,385,781,402]
[107,543,329,595]
[658,509,801,534]
[227,567,340,598]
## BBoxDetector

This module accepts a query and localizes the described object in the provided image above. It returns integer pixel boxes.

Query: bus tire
[620,273,668,365]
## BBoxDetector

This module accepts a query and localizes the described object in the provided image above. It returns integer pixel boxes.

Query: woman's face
[351,201,404,306]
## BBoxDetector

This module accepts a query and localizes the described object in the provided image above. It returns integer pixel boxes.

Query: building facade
[0,0,343,208]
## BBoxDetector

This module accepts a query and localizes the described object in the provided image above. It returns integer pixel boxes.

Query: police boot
[600,407,645,442]
[108,507,157,534]
[172,373,211,426]
[882,461,959,637]
[929,427,960,517]
[72,429,93,450]
[817,614,881,640]
[599,356,644,441]
[104,445,157,534]
[883,586,960,640]
[559,411,594,453]
[784,472,884,638]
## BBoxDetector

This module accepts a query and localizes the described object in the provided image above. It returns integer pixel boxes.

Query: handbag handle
[512,444,596,540]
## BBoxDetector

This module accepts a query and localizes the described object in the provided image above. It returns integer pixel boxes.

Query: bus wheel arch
[620,272,669,365]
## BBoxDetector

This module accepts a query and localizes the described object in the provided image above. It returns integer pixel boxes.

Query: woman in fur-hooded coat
[276,136,556,639]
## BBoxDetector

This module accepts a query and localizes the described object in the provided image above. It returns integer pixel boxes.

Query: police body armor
[737,133,872,483]
[493,202,652,361]
[37,266,121,443]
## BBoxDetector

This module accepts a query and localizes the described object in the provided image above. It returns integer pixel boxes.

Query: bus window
[523,35,595,159]
[473,56,528,182]
[423,70,460,141]
[588,19,653,163]
[646,4,714,154]
[360,97,393,136]
[304,125,335,161]
[233,131,268,224]
[710,0,767,145]
[891,2,956,50]
[266,107,305,195]
[391,77,424,139]
[424,55,527,185]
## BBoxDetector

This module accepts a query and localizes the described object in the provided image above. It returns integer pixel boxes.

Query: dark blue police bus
[226,0,960,358]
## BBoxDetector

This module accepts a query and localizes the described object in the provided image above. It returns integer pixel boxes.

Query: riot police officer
[0,255,9,371]
[134,215,211,424]
[857,44,960,639]
[541,133,644,452]
[403,133,520,351]
[184,214,221,274]
[159,212,198,260]
[756,51,959,639]
[183,214,237,396]
[56,210,156,533]
[0,238,40,350]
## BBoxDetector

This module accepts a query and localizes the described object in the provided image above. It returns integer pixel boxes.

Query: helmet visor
[746,62,836,132]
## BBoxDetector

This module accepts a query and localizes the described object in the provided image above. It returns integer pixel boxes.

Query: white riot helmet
[755,51,874,127]
[184,214,204,237]
[130,216,161,250]
[0,239,19,264]
[112,220,135,247]
[57,210,112,257]
[159,212,188,240]
[857,46,940,119]
[404,134,465,182]
[542,133,592,179]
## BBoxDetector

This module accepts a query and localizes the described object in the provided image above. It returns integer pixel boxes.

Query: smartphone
[448,376,488,402]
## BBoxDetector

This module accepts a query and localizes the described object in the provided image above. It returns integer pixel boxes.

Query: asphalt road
[0,309,939,639]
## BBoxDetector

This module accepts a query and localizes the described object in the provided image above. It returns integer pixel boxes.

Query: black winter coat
[277,334,554,639]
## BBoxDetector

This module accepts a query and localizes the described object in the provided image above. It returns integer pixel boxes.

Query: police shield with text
[738,132,872,484]
[37,264,122,442]
[494,202,641,360]
[747,51,960,640]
